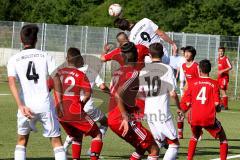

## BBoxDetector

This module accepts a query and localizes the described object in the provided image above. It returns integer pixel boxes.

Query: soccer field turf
[0,82,240,160]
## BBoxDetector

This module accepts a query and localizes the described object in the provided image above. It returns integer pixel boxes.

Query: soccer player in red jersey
[181,59,228,160]
[218,47,232,110]
[54,48,103,160]
[178,46,200,139]
[108,42,159,160]
[101,32,149,119]
[100,32,149,66]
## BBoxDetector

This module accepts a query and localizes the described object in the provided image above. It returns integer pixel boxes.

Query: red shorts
[218,76,229,90]
[191,119,222,139]
[135,99,145,119]
[60,114,100,138]
[109,120,155,151]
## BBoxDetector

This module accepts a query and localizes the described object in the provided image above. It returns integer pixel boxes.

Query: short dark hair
[67,47,83,64]
[218,46,225,51]
[116,32,128,39]
[180,47,185,51]
[199,59,211,74]
[114,18,130,31]
[20,24,39,46]
[149,43,164,59]
[184,46,196,59]
[120,42,138,63]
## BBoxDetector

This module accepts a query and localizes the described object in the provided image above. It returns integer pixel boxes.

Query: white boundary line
[0,93,11,96]
[211,154,240,160]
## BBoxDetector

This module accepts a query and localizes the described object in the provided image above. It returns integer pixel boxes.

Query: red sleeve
[47,77,54,89]
[104,48,121,61]
[79,74,91,93]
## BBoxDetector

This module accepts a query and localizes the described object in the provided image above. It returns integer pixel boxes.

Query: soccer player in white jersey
[7,24,67,160]
[62,54,109,154]
[114,17,177,64]
[139,43,183,159]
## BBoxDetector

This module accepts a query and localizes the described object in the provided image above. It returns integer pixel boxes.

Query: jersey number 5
[26,61,39,84]
[196,87,207,104]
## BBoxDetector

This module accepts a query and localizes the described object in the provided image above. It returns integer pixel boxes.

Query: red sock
[188,137,198,160]
[177,120,184,138]
[90,140,103,160]
[72,141,82,159]
[220,141,228,160]
[130,152,141,160]
[222,96,228,109]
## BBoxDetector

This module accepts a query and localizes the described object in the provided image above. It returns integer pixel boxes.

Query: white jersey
[78,65,104,110]
[129,18,170,64]
[139,62,177,121]
[7,49,56,113]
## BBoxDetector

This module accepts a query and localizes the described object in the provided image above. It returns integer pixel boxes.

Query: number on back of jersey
[26,61,39,84]
[196,87,207,104]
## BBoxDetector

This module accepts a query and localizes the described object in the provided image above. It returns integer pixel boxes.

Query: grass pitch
[0,82,240,160]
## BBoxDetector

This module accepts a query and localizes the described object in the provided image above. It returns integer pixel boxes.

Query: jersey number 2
[196,87,207,104]
[26,61,39,84]
[61,76,75,96]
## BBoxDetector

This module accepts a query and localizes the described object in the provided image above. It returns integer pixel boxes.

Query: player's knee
[17,135,28,146]
[92,134,102,141]
[149,144,159,155]
[50,136,63,147]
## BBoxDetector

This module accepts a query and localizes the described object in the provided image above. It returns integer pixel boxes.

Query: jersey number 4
[26,61,39,84]
[196,87,207,104]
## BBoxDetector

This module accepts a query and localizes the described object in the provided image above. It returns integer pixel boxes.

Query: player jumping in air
[181,59,228,160]
[7,24,67,160]
[178,46,200,139]
[108,42,160,160]
[218,47,232,110]
[139,42,183,159]
[114,17,178,64]
[53,48,103,160]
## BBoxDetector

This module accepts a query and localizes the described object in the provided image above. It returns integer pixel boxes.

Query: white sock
[54,146,67,160]
[147,155,159,160]
[63,135,73,151]
[14,145,26,160]
[99,125,108,136]
[163,145,179,160]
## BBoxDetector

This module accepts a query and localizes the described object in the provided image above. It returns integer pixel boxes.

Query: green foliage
[0,0,239,35]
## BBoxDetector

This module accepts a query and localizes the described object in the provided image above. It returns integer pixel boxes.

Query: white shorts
[83,104,105,122]
[17,108,61,137]
[147,118,177,142]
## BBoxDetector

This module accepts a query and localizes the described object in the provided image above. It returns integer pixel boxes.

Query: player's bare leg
[146,143,159,160]
[163,139,179,160]
[187,127,202,160]
[50,136,67,160]
[14,134,29,160]
[220,89,228,110]
[218,128,228,160]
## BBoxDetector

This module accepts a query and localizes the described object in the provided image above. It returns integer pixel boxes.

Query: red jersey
[55,67,91,121]
[183,77,220,126]
[218,56,231,78]
[182,61,199,84]
[103,44,149,66]
[108,65,139,123]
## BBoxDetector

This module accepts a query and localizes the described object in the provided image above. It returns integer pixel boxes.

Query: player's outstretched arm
[170,90,184,117]
[155,29,177,54]
[8,77,33,119]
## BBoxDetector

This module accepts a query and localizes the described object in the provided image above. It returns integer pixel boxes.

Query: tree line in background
[0,0,239,36]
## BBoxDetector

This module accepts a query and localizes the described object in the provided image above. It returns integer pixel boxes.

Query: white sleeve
[179,64,185,82]
[47,54,56,75]
[7,57,17,77]
[145,18,158,32]
[95,75,104,87]
[168,67,177,91]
